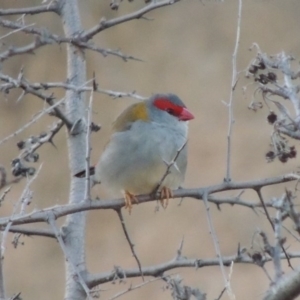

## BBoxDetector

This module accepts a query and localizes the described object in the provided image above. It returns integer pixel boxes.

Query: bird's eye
[166,108,175,115]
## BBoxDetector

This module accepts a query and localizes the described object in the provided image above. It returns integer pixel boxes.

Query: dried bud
[258,61,266,70]
[267,72,277,81]
[90,122,101,132]
[248,65,258,74]
[11,158,23,177]
[288,146,297,158]
[278,153,289,163]
[17,140,25,150]
[257,74,268,85]
[267,112,277,124]
[24,152,39,163]
[266,151,275,160]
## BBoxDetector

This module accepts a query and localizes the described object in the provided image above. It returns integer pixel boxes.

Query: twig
[216,287,226,300]
[7,226,55,238]
[82,0,181,40]
[108,276,165,300]
[202,191,235,299]
[273,210,283,282]
[0,23,35,40]
[19,120,64,160]
[256,188,274,230]
[0,3,58,16]
[0,73,146,100]
[115,209,144,281]
[154,141,187,195]
[0,98,66,146]
[1,164,42,258]
[257,189,292,269]
[225,0,242,182]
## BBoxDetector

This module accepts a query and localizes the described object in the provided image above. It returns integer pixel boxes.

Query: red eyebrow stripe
[153,98,183,115]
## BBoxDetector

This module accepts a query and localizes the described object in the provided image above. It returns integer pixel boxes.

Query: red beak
[179,107,194,121]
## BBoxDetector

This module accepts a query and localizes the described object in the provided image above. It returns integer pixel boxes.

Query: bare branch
[154,141,187,196]
[74,41,143,62]
[82,0,181,41]
[0,36,48,62]
[84,252,300,288]
[116,209,144,280]
[274,210,283,282]
[263,268,300,300]
[225,0,242,182]
[0,3,58,16]
[0,73,146,101]
[0,174,297,227]
[108,276,166,300]
[0,18,142,61]
[202,191,234,298]
[8,226,55,238]
[19,120,64,160]
[0,98,67,147]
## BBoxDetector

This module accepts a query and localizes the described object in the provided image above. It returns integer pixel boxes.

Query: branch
[108,276,166,300]
[263,268,300,300]
[0,18,142,62]
[0,36,48,62]
[74,41,143,62]
[0,73,146,101]
[84,252,300,288]
[0,73,72,127]
[0,98,67,147]
[0,174,297,227]
[116,209,144,280]
[202,190,232,297]
[8,226,55,238]
[225,0,242,182]
[0,3,58,16]
[18,120,64,160]
[82,0,181,41]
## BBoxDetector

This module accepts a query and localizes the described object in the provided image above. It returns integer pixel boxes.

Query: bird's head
[147,93,194,123]
[113,93,194,132]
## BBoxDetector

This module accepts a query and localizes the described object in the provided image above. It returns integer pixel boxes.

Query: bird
[75,93,194,212]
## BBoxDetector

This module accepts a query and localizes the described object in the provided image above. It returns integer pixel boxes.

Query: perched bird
[75,93,194,212]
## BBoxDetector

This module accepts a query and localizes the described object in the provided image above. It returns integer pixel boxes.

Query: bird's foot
[160,187,173,209]
[124,191,139,214]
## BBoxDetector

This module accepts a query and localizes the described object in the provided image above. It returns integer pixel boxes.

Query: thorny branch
[0,18,142,62]
[116,209,144,280]
[82,0,181,41]
[84,252,300,288]
[0,3,58,16]
[0,173,298,227]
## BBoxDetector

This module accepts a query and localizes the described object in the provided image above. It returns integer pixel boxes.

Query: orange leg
[160,187,173,209]
[123,191,139,214]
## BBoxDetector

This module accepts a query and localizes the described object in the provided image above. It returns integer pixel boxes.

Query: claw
[160,187,173,209]
[124,191,138,214]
